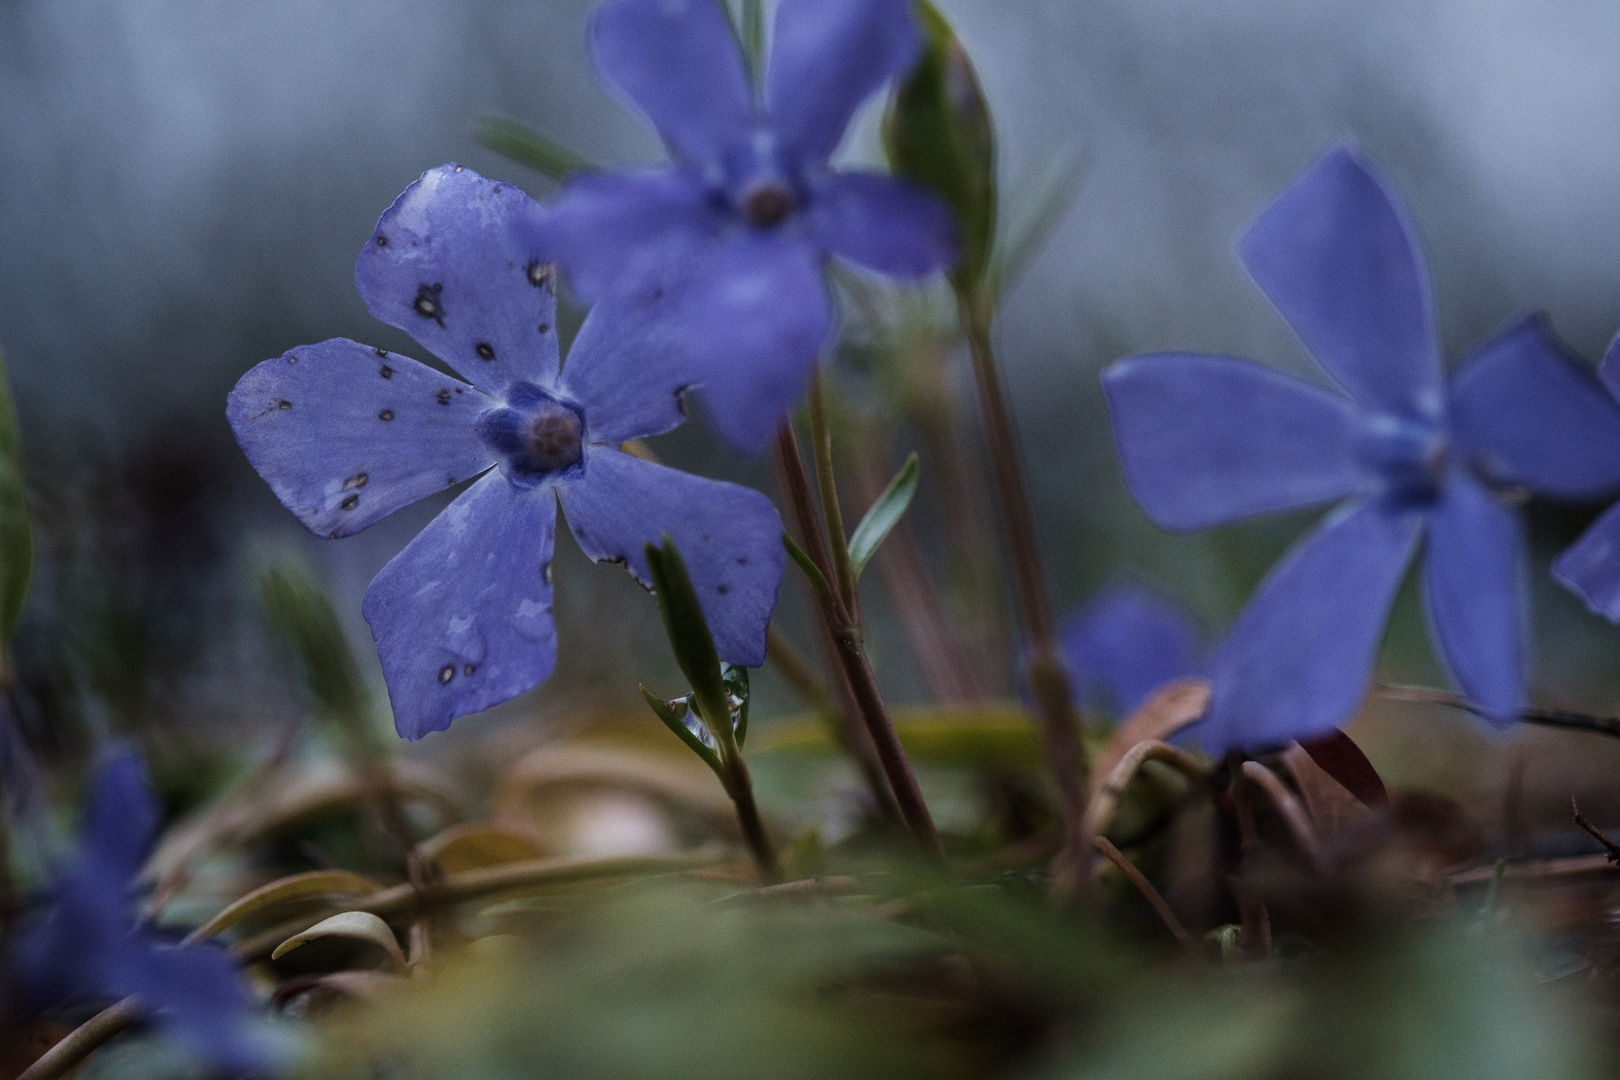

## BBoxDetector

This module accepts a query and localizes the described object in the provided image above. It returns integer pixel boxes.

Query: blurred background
[4,0,1620,835]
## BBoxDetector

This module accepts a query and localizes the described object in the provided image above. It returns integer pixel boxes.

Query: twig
[1091,835,1197,952]
[1239,761,1327,873]
[17,997,140,1080]
[1572,797,1620,863]
[808,373,858,619]
[1080,740,1207,844]
[1229,764,1271,959]
[1374,684,1620,740]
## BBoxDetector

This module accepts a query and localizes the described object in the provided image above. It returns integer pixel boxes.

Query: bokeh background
[4,0,1620,834]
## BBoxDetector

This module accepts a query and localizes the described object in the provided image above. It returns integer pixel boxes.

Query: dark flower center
[741,182,796,228]
[1359,414,1448,504]
[477,384,585,484]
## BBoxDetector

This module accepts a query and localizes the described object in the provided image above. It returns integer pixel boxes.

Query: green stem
[956,284,1090,887]
[808,374,859,619]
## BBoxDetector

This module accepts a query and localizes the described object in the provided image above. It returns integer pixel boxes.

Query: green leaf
[0,349,33,652]
[883,2,996,291]
[259,563,375,753]
[474,116,595,183]
[848,453,918,579]
[722,663,751,747]
[272,910,406,970]
[987,147,1091,302]
[641,685,723,775]
[782,531,833,606]
[644,537,731,745]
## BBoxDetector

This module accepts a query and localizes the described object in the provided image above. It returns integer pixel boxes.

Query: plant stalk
[808,373,859,618]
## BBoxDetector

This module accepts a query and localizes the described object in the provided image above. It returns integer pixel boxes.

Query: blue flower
[1553,334,1620,618]
[1060,582,1205,719]
[229,165,785,740]
[536,0,958,452]
[1102,145,1620,754]
[12,748,270,1074]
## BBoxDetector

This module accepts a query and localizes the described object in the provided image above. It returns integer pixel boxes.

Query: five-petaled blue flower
[1060,581,1205,720]
[1553,333,1620,618]
[536,0,958,453]
[12,748,270,1074]
[1103,145,1620,754]
[229,165,785,740]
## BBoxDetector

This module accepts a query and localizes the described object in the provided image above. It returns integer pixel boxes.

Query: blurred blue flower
[1103,145,1620,754]
[229,165,785,739]
[12,748,269,1074]
[1553,334,1620,618]
[536,0,958,453]
[1060,582,1205,719]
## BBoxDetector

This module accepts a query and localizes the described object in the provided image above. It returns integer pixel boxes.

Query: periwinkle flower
[1553,334,1620,617]
[229,165,785,739]
[1060,582,1205,719]
[12,748,268,1073]
[537,0,958,452]
[1103,145,1620,754]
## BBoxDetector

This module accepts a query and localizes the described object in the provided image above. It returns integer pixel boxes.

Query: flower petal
[362,472,558,739]
[355,165,559,394]
[1060,582,1204,717]
[806,171,956,277]
[556,449,783,667]
[541,168,717,304]
[557,283,698,446]
[1422,473,1525,722]
[1102,353,1365,531]
[1449,315,1620,500]
[767,0,922,163]
[1203,499,1422,753]
[1239,145,1442,418]
[1554,500,1620,622]
[591,0,754,166]
[228,339,495,539]
[81,747,160,886]
[670,234,829,453]
[127,944,269,1075]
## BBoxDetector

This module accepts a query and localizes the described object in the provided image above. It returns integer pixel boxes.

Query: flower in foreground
[229,165,785,739]
[1060,581,1205,719]
[1103,145,1620,753]
[1553,334,1620,618]
[11,748,269,1073]
[537,0,957,452]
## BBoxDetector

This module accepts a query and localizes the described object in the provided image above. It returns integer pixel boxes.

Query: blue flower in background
[1103,145,1620,754]
[229,165,785,739]
[12,748,269,1074]
[1554,333,1620,618]
[1060,582,1206,719]
[537,0,957,453]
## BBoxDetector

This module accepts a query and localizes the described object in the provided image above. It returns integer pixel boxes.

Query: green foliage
[645,536,733,748]
[848,452,919,579]
[883,2,997,292]
[474,116,595,183]
[0,349,33,656]
[258,562,374,751]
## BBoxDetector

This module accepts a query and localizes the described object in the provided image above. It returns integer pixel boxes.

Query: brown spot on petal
[413,283,445,325]
[341,494,359,511]
[476,342,495,361]
[380,365,394,379]
[277,399,292,410]
[435,388,452,405]
[344,473,369,490]
[438,664,455,684]
[379,409,394,421]
[463,663,476,676]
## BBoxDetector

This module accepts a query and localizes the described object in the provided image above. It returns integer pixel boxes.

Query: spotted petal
[556,448,783,667]
[1240,145,1442,418]
[1060,582,1204,717]
[1203,499,1422,753]
[363,473,558,740]
[1102,353,1365,531]
[356,165,560,394]
[1449,315,1620,500]
[1554,500,1620,622]
[229,339,495,538]
[767,0,922,164]
[1422,473,1525,723]
[591,0,754,167]
[806,171,957,277]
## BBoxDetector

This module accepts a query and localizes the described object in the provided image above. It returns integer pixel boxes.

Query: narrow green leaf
[641,685,723,776]
[272,910,406,970]
[474,116,596,183]
[0,349,33,651]
[848,453,919,579]
[987,147,1091,302]
[781,532,833,605]
[644,537,731,737]
[883,2,997,290]
[740,0,764,74]
[260,563,375,754]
